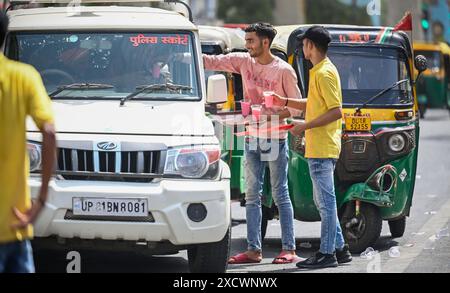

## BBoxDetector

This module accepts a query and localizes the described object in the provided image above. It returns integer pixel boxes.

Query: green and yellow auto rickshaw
[207,25,301,205]
[199,25,248,199]
[199,25,245,111]
[202,25,300,207]
[271,25,300,61]
[205,24,427,253]
[413,42,450,118]
[259,25,427,253]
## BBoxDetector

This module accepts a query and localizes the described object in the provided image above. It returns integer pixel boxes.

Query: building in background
[385,0,423,41]
[426,0,450,43]
[184,0,219,25]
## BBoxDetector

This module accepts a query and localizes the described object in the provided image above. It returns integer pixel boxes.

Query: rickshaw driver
[332,54,358,90]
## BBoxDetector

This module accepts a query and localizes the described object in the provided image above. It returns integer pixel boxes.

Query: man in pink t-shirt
[203,23,302,265]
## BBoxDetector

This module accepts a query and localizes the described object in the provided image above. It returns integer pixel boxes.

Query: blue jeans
[244,138,296,252]
[0,240,35,273]
[308,159,345,254]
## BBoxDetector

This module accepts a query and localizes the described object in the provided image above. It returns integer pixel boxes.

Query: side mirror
[415,55,428,73]
[207,74,228,104]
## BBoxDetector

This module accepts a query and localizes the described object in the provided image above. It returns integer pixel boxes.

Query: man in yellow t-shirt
[271,26,352,269]
[0,11,56,273]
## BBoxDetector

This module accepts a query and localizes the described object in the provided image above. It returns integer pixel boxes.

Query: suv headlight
[164,146,221,179]
[388,134,405,152]
[27,142,42,172]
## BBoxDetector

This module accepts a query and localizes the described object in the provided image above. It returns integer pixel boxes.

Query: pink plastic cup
[251,104,262,121]
[263,91,274,108]
[240,101,251,117]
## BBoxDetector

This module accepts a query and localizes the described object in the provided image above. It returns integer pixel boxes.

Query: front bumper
[30,174,230,246]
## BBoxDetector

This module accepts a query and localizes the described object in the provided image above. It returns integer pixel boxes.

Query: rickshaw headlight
[388,134,405,152]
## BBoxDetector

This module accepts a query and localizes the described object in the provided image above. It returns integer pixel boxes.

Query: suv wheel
[187,225,231,273]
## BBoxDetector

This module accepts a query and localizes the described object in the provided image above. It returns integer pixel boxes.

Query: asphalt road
[34,109,450,273]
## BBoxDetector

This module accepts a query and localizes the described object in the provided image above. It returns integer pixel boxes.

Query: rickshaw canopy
[287,25,414,59]
[198,25,245,53]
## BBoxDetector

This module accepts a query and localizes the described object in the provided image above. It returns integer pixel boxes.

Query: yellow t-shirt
[0,54,54,243]
[305,58,343,159]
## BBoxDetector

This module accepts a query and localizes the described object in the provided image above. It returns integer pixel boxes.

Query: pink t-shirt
[203,52,302,139]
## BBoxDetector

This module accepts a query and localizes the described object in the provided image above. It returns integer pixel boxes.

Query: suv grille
[56,148,164,183]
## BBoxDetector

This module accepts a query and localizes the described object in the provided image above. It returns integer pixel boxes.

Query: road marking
[382,196,450,273]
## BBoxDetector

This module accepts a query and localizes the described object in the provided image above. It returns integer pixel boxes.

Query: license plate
[73,198,148,217]
[345,114,371,131]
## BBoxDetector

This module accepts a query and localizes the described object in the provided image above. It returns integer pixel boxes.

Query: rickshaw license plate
[345,114,371,131]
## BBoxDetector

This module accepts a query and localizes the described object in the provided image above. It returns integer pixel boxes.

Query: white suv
[5,0,231,273]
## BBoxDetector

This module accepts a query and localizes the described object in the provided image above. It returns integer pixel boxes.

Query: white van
[4,0,231,273]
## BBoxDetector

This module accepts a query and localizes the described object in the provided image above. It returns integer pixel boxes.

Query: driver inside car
[113,42,174,91]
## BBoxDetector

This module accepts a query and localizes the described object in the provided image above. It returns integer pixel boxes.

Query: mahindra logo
[97,142,117,151]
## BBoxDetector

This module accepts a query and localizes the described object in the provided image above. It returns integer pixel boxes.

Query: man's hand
[271,93,288,107]
[172,52,192,64]
[272,94,307,112]
[289,120,307,136]
[11,200,45,230]
[12,121,56,230]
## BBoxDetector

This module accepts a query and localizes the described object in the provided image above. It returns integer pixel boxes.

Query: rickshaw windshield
[6,32,200,100]
[320,46,413,107]
[415,50,441,72]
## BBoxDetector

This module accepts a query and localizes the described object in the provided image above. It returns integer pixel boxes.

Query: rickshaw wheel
[388,217,406,238]
[419,104,426,119]
[261,205,275,241]
[261,217,268,241]
[340,202,382,254]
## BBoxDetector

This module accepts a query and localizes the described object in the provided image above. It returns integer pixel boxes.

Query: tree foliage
[218,0,274,24]
[306,0,371,26]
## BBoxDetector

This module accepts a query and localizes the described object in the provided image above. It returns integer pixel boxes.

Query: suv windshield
[299,46,413,107]
[7,32,200,100]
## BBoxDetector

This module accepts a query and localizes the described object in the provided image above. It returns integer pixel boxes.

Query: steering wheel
[40,69,76,85]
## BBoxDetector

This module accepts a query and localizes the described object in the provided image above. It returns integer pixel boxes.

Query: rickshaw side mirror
[414,55,428,84]
[415,55,428,74]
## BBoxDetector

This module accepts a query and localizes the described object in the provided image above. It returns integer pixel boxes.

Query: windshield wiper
[49,83,115,97]
[120,83,192,106]
[356,79,409,113]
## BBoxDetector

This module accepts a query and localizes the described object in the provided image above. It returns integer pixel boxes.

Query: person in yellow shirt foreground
[0,11,56,273]
[271,26,352,269]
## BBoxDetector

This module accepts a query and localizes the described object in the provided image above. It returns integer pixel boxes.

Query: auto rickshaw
[202,25,300,207]
[199,25,248,199]
[199,25,246,111]
[205,24,427,253]
[271,25,300,61]
[413,42,450,118]
[262,25,427,253]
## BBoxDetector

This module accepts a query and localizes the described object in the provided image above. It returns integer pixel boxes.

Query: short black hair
[298,26,331,54]
[0,10,9,48]
[245,22,277,46]
[308,38,329,55]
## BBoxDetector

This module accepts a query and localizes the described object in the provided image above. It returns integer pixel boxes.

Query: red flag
[394,12,413,31]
